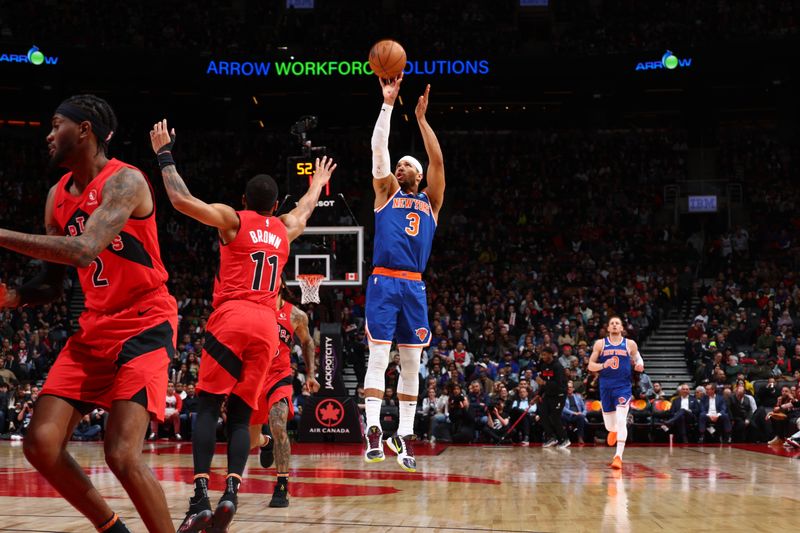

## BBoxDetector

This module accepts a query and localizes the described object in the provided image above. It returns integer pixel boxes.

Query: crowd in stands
[3,1,796,61]
[552,0,799,55]
[0,120,798,450]
[1,0,521,57]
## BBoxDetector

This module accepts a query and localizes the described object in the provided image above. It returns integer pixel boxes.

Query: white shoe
[557,439,571,449]
[175,433,183,441]
[148,432,157,441]
[542,439,558,448]
[386,434,417,472]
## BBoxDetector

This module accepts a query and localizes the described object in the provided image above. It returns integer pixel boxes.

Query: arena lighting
[0,120,41,127]
[206,58,490,77]
[0,45,58,66]
[634,50,693,71]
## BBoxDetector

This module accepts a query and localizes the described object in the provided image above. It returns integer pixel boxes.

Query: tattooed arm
[291,305,319,393]
[150,119,239,233]
[0,169,148,268]
[0,185,66,308]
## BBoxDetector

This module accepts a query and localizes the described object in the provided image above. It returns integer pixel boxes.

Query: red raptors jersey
[275,301,295,370]
[213,211,289,309]
[52,159,169,312]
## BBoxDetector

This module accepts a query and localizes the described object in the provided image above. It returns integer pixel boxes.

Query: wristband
[156,134,176,169]
[157,151,176,170]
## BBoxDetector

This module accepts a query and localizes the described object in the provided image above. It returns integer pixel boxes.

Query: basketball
[368,39,407,79]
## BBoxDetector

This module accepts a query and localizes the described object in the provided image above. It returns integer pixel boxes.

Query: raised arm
[0,167,149,268]
[291,305,319,393]
[280,156,336,242]
[150,119,239,234]
[0,186,66,308]
[415,84,445,219]
[371,75,402,208]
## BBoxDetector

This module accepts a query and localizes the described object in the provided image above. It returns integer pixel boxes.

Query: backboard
[285,226,364,287]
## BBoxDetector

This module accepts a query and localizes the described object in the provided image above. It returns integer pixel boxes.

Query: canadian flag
[345,273,358,281]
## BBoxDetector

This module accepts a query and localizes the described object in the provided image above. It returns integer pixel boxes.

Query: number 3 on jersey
[250,251,278,291]
[405,213,420,236]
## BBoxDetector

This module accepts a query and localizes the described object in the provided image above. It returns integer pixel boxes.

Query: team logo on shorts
[315,398,344,428]
[415,328,429,342]
[87,189,98,206]
[618,397,628,405]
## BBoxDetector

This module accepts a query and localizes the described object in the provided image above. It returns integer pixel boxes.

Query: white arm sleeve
[371,103,393,179]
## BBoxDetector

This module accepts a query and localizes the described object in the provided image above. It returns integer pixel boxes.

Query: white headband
[398,155,423,175]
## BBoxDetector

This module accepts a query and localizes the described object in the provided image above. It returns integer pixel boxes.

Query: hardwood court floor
[0,440,798,532]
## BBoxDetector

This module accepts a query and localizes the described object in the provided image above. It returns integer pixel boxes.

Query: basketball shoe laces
[367,427,383,450]
[396,435,415,465]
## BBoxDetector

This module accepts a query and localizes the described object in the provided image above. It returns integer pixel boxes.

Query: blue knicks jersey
[599,337,632,386]
[373,189,436,272]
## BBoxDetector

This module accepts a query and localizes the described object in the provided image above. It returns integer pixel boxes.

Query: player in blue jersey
[588,316,644,469]
[363,74,444,472]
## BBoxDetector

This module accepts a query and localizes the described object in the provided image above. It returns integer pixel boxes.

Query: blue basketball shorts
[600,384,632,413]
[365,273,431,346]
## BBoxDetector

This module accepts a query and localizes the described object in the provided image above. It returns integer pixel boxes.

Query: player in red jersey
[249,280,318,508]
[0,95,177,533]
[150,119,335,532]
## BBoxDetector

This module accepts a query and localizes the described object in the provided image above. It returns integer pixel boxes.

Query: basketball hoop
[297,274,325,304]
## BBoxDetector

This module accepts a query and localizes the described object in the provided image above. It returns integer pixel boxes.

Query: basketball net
[297,274,325,304]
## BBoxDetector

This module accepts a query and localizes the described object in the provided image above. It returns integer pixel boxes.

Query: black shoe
[177,496,213,533]
[268,480,289,508]
[102,516,132,533]
[259,426,274,468]
[208,497,236,533]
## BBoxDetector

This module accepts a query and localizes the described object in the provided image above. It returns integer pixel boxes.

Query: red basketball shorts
[251,359,294,425]
[41,286,178,422]
[198,300,278,410]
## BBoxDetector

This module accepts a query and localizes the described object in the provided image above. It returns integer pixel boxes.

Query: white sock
[398,401,417,437]
[615,406,629,458]
[603,412,617,432]
[365,397,383,431]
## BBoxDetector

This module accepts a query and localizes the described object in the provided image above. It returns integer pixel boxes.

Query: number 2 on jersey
[250,251,278,291]
[405,213,420,236]
[91,257,109,287]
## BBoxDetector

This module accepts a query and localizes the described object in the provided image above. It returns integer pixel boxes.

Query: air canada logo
[315,398,344,428]
[415,328,428,342]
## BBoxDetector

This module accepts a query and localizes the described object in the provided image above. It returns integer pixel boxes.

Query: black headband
[54,103,114,143]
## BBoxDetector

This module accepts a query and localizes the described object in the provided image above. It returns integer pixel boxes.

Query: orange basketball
[368,40,407,79]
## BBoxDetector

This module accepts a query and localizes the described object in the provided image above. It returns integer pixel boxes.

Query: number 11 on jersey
[250,251,278,291]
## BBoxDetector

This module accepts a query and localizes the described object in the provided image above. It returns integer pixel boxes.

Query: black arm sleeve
[17,262,67,306]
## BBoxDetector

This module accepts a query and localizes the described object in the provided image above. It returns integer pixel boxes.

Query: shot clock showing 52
[293,158,331,197]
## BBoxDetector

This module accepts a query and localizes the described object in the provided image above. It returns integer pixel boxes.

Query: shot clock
[286,152,342,226]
